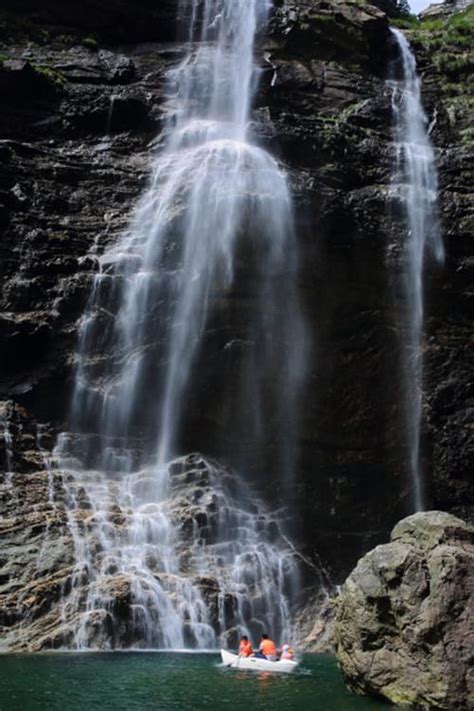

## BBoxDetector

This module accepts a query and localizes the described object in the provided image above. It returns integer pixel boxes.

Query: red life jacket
[239,640,253,657]
[260,639,276,657]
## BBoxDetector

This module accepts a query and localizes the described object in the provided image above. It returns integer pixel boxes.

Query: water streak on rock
[388,28,444,512]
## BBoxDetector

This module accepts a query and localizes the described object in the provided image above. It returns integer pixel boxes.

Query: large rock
[335,511,474,710]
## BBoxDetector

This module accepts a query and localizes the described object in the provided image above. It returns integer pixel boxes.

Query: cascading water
[388,29,444,512]
[0,409,13,488]
[53,0,307,649]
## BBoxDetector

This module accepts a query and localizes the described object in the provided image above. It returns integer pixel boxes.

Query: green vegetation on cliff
[408,6,474,145]
[416,5,473,72]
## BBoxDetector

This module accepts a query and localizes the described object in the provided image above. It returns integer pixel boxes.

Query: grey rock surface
[335,511,474,709]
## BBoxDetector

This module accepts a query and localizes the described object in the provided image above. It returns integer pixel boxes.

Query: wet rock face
[0,39,177,417]
[293,593,336,652]
[0,0,181,45]
[0,446,297,651]
[259,4,473,575]
[258,4,414,571]
[0,402,75,650]
[410,17,474,529]
[270,0,389,67]
[335,511,474,710]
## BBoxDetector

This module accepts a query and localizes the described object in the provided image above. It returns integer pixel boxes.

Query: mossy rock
[0,59,65,99]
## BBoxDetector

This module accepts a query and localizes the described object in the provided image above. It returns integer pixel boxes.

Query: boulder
[335,511,474,710]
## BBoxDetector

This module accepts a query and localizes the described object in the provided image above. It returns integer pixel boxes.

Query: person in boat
[255,633,277,661]
[280,643,295,660]
[238,635,253,657]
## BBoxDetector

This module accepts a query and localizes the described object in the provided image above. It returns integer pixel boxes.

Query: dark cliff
[0,0,472,647]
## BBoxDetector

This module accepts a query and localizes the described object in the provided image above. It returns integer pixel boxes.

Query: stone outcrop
[1,450,297,651]
[270,0,389,65]
[335,511,474,709]
[420,1,473,21]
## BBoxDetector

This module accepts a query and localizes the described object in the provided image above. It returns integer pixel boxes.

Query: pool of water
[0,652,406,710]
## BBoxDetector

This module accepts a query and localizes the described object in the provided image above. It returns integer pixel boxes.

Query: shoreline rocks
[335,511,474,710]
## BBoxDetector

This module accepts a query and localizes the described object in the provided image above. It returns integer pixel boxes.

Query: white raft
[221,649,298,674]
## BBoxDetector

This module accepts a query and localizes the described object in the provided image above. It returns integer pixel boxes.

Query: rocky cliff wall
[262,1,473,575]
[0,0,472,635]
[407,5,473,530]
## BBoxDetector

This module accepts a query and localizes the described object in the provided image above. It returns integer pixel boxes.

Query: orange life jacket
[239,641,253,657]
[260,639,276,657]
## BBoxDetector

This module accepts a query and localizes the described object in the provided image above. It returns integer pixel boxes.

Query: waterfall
[388,29,444,512]
[52,0,306,650]
[0,409,13,488]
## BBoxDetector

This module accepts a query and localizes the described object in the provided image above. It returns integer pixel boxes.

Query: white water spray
[389,28,444,512]
[53,0,306,649]
[1,410,14,489]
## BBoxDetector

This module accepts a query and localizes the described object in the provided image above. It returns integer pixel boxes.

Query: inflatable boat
[221,649,298,674]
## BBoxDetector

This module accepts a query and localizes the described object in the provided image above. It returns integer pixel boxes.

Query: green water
[0,653,403,711]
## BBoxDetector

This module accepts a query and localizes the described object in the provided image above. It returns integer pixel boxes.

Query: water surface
[0,652,406,710]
